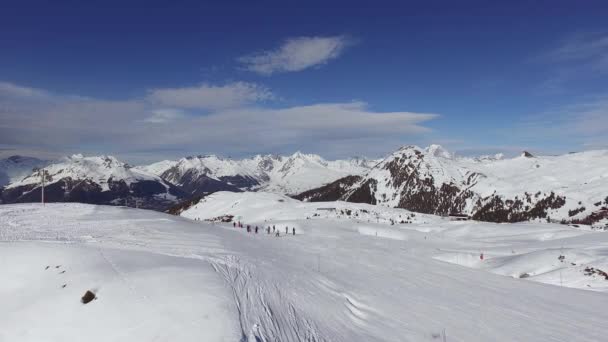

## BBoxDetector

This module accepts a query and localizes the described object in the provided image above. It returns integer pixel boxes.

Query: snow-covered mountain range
[1,154,185,210]
[137,152,378,195]
[0,153,377,210]
[295,145,608,225]
[0,155,50,187]
[2,146,608,225]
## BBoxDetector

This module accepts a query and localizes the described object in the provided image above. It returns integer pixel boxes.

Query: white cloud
[143,109,186,124]
[511,95,608,152]
[0,81,50,99]
[147,82,274,110]
[238,36,352,75]
[547,32,608,64]
[0,81,437,161]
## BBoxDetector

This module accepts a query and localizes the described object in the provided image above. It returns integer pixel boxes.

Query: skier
[292,227,295,236]
[275,231,280,237]
[233,222,236,228]
[267,226,270,234]
[255,226,259,234]
[285,226,288,234]
[480,252,484,260]
[272,225,275,232]
[247,225,251,233]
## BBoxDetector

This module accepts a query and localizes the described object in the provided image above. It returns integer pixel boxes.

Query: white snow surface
[3,200,608,341]
[136,159,177,177]
[137,152,378,194]
[183,191,608,292]
[0,202,608,342]
[181,191,439,225]
[7,154,169,191]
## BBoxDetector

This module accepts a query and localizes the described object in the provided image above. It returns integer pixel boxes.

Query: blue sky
[1,0,608,163]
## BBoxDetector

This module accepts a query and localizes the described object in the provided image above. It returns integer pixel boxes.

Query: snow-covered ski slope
[2,202,608,341]
[181,191,441,225]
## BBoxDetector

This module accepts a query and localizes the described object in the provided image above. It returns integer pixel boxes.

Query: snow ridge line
[208,255,324,342]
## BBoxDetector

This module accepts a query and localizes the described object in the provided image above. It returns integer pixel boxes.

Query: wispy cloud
[238,36,353,75]
[536,31,608,93]
[143,109,186,124]
[546,31,608,66]
[0,82,47,99]
[0,81,437,161]
[147,82,274,110]
[511,94,608,152]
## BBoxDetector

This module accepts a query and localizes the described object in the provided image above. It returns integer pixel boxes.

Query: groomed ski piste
[2,192,608,341]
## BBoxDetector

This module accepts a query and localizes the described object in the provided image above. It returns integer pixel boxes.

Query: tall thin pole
[41,169,45,206]
[560,245,564,287]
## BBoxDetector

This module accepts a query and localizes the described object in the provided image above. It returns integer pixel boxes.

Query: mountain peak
[72,155,126,168]
[184,154,221,161]
[425,144,452,159]
[287,151,324,163]
[397,145,423,152]
[291,151,305,158]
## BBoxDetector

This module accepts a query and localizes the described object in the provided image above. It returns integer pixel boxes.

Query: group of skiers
[233,221,296,237]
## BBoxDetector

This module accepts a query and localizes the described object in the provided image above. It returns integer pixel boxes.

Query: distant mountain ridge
[0,152,377,210]
[295,145,608,225]
[3,147,608,226]
[0,155,50,187]
[1,154,185,210]
[137,152,379,195]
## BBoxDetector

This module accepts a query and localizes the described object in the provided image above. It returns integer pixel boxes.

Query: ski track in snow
[0,204,327,341]
[209,255,323,342]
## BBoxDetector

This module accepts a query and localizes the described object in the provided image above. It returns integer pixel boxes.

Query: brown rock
[81,290,96,304]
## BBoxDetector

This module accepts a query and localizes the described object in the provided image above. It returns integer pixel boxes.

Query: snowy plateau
[1,195,608,341]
